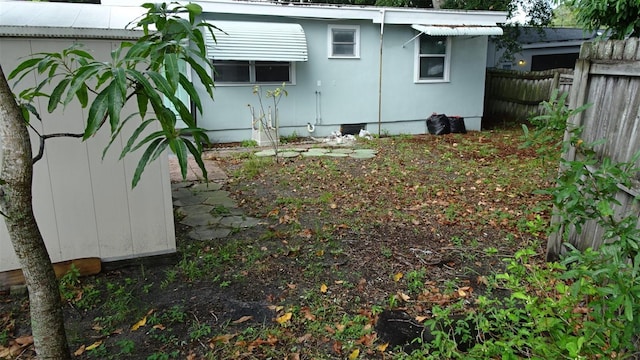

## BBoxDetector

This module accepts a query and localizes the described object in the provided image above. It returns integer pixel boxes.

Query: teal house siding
[186,1,507,142]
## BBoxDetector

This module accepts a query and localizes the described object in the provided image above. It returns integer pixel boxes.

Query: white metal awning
[411,24,504,36]
[204,21,308,62]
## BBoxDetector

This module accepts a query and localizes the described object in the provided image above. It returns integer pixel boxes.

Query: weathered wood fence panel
[484,68,574,126]
[547,37,640,260]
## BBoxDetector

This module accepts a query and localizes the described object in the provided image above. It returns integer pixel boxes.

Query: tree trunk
[0,65,71,359]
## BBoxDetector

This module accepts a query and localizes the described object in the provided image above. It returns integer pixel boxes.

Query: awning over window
[411,24,504,36]
[205,21,308,62]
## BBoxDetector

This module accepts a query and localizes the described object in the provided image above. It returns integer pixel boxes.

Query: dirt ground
[0,128,556,359]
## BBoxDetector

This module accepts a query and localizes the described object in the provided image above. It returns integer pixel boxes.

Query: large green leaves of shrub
[9,2,217,186]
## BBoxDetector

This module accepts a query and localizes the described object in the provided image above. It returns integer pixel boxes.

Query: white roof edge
[103,0,507,26]
[412,24,504,36]
[0,26,142,40]
[0,0,507,37]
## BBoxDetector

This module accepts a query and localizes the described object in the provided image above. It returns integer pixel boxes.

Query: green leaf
[9,57,46,86]
[136,92,149,119]
[178,73,202,114]
[102,112,140,160]
[8,57,42,80]
[147,70,176,98]
[624,296,633,321]
[183,138,208,182]
[84,86,110,140]
[48,77,70,113]
[126,69,163,107]
[112,67,127,98]
[64,62,105,106]
[119,119,157,160]
[164,52,179,91]
[66,48,94,60]
[185,57,214,97]
[129,129,166,154]
[107,82,125,133]
[76,84,89,108]
[132,137,164,188]
[169,138,188,180]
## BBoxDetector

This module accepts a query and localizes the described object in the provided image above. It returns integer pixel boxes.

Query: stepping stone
[173,193,209,206]
[176,204,214,217]
[255,149,276,157]
[219,216,261,228]
[354,148,378,154]
[203,192,237,208]
[302,152,326,157]
[190,182,223,192]
[331,148,354,154]
[188,226,232,240]
[350,152,376,159]
[179,213,222,227]
[278,151,300,158]
[171,182,192,190]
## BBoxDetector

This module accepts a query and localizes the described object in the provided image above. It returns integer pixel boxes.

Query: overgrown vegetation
[2,97,639,357]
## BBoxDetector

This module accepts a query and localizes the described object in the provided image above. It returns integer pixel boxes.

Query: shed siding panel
[0,38,175,272]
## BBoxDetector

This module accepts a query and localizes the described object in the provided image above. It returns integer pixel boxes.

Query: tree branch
[32,132,84,164]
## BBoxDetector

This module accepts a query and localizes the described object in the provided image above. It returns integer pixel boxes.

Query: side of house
[150,0,506,141]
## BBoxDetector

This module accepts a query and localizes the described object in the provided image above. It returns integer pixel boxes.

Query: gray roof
[0,1,144,38]
[517,27,598,45]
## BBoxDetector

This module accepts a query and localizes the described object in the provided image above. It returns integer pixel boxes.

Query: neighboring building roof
[517,27,598,49]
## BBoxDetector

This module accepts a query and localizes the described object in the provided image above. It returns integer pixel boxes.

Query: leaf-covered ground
[0,127,560,359]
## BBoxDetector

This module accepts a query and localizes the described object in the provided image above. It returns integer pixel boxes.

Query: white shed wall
[0,38,176,272]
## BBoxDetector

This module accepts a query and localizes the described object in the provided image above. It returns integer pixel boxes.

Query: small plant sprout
[248,83,288,160]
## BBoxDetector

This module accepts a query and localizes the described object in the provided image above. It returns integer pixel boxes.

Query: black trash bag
[449,116,467,134]
[427,113,450,135]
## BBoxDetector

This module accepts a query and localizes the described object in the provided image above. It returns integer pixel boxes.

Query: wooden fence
[484,68,574,127]
[546,37,640,260]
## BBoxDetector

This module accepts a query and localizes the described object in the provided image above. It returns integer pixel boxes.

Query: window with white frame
[415,35,450,82]
[328,25,360,58]
[212,60,293,84]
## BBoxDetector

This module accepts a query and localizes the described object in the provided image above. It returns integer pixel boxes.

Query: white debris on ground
[311,129,373,146]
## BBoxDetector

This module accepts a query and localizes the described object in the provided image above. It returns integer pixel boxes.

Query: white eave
[103,0,507,27]
[1,0,507,39]
[412,24,504,36]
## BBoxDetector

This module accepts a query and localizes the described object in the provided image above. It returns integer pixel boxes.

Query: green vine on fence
[411,92,640,359]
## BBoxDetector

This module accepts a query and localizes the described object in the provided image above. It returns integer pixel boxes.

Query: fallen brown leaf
[232,315,253,324]
[73,345,86,356]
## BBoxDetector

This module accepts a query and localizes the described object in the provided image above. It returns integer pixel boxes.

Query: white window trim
[328,24,360,59]
[212,61,296,87]
[414,35,451,83]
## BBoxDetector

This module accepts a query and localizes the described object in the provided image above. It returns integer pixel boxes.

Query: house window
[213,60,293,84]
[328,25,360,58]
[415,35,450,82]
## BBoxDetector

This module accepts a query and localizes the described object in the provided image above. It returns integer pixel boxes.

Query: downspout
[377,9,385,137]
